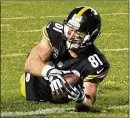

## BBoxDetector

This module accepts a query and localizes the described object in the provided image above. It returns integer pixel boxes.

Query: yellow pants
[20,73,26,97]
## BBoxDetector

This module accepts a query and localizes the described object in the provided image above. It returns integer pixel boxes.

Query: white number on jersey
[88,54,103,68]
[53,23,63,33]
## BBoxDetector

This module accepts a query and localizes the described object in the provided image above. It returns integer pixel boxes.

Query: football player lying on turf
[20,6,110,111]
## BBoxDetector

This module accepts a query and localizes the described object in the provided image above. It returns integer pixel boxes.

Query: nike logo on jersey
[97,68,104,74]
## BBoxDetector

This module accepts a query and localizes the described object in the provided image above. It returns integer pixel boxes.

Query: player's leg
[75,82,99,111]
[20,72,52,102]
[37,77,52,102]
[25,72,42,101]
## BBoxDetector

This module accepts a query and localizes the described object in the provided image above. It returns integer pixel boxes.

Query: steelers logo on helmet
[63,6,101,50]
[67,14,82,30]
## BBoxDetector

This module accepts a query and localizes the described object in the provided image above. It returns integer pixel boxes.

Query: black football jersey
[42,21,110,83]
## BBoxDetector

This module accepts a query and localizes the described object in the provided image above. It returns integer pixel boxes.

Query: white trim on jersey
[42,26,50,41]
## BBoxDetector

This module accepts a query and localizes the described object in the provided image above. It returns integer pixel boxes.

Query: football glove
[66,84,85,103]
[47,68,67,95]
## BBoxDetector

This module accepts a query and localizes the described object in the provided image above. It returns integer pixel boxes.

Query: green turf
[1,1,128,118]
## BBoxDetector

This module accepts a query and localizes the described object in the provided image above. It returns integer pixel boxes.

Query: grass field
[1,1,129,118]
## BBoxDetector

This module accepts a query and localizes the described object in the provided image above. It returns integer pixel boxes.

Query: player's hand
[66,84,85,103]
[47,68,67,95]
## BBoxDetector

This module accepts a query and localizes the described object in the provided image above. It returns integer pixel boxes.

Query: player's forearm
[24,41,52,77]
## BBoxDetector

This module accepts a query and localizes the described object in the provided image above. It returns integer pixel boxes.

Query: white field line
[1,53,27,57]
[18,29,41,32]
[1,29,41,32]
[1,13,128,20]
[1,48,129,58]
[1,105,127,117]
[101,33,118,36]
[1,108,74,117]
[1,16,36,20]
[102,48,129,52]
[1,24,10,27]
[101,13,128,16]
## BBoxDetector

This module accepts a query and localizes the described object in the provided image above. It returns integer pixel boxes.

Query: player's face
[65,27,86,41]
[64,25,86,50]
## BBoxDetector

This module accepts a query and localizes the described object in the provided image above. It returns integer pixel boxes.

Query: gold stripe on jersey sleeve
[42,26,49,39]
[83,70,109,82]
[88,75,99,78]
[43,26,48,37]
[83,75,98,82]
[41,26,52,47]
[77,7,90,17]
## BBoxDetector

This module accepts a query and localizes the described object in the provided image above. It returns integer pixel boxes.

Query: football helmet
[63,6,101,50]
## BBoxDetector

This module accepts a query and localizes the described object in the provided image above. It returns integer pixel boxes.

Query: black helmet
[63,6,101,50]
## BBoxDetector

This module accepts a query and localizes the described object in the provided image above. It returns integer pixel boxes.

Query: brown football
[51,74,80,103]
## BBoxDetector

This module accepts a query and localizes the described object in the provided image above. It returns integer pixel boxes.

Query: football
[51,73,80,103]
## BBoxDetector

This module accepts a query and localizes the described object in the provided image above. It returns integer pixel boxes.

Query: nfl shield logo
[52,47,59,58]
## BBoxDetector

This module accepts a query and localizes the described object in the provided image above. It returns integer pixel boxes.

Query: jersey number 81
[88,54,103,68]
